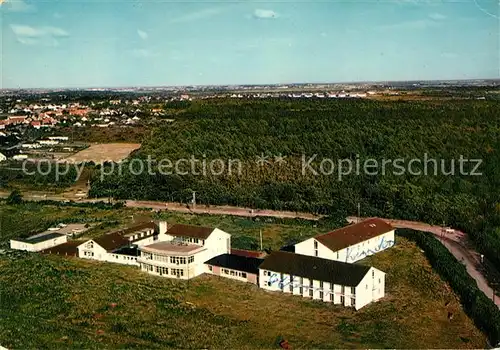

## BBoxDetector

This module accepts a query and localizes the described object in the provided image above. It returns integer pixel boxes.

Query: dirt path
[347,216,500,309]
[125,200,323,221]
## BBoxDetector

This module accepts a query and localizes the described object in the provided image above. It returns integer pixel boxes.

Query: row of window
[222,268,247,279]
[142,264,185,277]
[113,255,137,261]
[83,251,94,257]
[141,253,195,265]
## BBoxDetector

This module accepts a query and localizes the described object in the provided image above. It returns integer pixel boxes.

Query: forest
[87,98,500,267]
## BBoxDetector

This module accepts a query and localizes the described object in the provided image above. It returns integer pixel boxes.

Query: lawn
[0,202,488,348]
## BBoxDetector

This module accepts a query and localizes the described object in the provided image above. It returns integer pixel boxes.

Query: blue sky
[1,0,499,88]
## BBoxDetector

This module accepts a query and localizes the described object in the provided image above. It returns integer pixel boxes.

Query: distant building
[48,136,69,141]
[12,154,28,161]
[294,218,395,263]
[0,152,6,162]
[258,251,385,310]
[10,232,68,252]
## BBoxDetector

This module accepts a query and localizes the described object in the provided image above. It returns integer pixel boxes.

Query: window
[319,291,324,299]
[336,251,339,259]
[372,269,375,277]
[230,270,235,276]
[351,287,355,295]
[188,256,194,263]
[241,272,247,278]
[320,281,323,288]
[300,277,303,285]
[378,278,381,284]
[267,281,271,287]
[330,293,334,301]
[299,287,303,294]
[314,250,318,257]
[309,280,313,287]
[289,283,293,292]
[351,298,355,306]
[208,265,213,272]
[341,296,345,304]
[309,290,313,297]
[314,240,318,249]
[366,284,368,290]
[341,286,345,295]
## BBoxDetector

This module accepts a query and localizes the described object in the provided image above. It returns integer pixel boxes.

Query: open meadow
[0,202,488,348]
[64,143,141,164]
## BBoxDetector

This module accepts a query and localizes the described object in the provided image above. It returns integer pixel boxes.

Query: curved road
[347,216,500,309]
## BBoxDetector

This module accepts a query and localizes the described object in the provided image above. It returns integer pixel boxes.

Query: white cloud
[10,24,69,46]
[2,0,36,12]
[429,13,446,20]
[137,29,148,40]
[253,9,278,19]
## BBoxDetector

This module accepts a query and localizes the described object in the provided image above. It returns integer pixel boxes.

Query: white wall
[204,228,231,259]
[77,240,107,260]
[355,267,386,310]
[343,231,395,263]
[107,253,139,266]
[10,235,67,252]
[294,230,395,263]
[295,238,336,260]
[259,268,379,310]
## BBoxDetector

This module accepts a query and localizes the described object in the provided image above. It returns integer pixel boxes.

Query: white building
[10,232,67,252]
[138,224,231,280]
[295,218,395,263]
[48,136,69,141]
[38,140,59,145]
[12,154,28,161]
[77,221,166,266]
[0,152,6,162]
[259,251,385,310]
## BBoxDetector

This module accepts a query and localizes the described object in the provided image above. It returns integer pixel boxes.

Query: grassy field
[0,202,488,348]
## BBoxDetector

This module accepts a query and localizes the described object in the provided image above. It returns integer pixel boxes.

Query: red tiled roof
[315,218,394,252]
[93,232,130,252]
[40,240,83,256]
[167,224,214,240]
[230,248,266,258]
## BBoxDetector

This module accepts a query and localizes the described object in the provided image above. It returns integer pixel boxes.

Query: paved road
[347,216,500,309]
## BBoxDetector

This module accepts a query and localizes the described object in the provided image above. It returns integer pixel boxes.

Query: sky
[1,0,499,88]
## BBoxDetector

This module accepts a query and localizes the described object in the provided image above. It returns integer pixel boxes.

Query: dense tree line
[398,229,500,346]
[88,98,500,267]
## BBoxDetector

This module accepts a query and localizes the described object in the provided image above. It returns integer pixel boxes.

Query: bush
[397,229,500,345]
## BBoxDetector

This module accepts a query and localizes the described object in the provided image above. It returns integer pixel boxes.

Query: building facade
[10,232,67,252]
[138,224,231,280]
[76,221,164,266]
[205,253,263,285]
[295,218,395,263]
[258,251,385,310]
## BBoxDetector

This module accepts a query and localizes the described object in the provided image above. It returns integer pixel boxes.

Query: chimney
[159,221,168,235]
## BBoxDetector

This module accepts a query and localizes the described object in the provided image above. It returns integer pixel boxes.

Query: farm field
[0,202,488,348]
[64,143,141,164]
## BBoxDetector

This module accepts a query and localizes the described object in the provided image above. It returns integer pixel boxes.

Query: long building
[258,251,385,310]
[294,218,395,263]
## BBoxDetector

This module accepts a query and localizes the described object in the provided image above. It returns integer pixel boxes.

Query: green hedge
[397,229,500,346]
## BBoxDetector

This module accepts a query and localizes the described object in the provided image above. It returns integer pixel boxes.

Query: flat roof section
[140,241,206,256]
[15,232,66,244]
